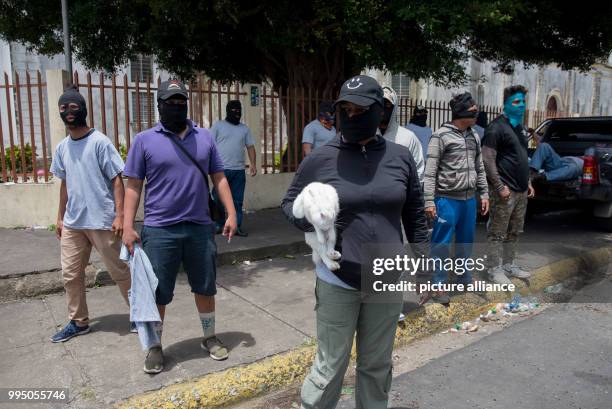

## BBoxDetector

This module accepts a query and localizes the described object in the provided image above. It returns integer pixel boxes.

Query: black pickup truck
[528,117,612,230]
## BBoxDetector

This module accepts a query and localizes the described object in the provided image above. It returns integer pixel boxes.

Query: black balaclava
[476,111,488,128]
[450,92,478,120]
[58,86,88,127]
[226,100,242,125]
[158,98,188,133]
[380,99,393,132]
[409,106,428,127]
[318,101,335,123]
[339,102,383,143]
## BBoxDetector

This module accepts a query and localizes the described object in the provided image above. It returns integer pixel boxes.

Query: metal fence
[0,70,245,183]
[0,71,49,183]
[260,94,567,174]
[0,70,581,182]
[72,72,245,151]
[261,85,335,174]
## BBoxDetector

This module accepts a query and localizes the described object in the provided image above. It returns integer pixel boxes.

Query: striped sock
[199,312,215,339]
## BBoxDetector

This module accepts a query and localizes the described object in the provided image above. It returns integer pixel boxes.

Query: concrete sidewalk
[1,210,612,408]
[0,255,317,409]
[0,208,303,279]
[0,208,307,301]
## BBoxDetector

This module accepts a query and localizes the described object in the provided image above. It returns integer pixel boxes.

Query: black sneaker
[144,346,164,374]
[50,320,90,343]
[235,228,248,237]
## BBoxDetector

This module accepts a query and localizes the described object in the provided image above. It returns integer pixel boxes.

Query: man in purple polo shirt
[122,79,237,374]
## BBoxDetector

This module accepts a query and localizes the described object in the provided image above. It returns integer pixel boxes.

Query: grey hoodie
[423,123,488,208]
[381,87,425,181]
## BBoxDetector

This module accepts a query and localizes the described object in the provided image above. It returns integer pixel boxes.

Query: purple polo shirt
[124,121,224,227]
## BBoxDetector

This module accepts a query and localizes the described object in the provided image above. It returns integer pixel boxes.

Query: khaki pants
[60,227,130,325]
[301,279,402,409]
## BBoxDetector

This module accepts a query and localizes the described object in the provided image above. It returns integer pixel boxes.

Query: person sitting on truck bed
[529,142,584,182]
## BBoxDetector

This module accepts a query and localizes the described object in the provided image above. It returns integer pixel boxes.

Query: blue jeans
[212,169,246,229]
[141,222,217,305]
[430,197,477,285]
[530,142,583,182]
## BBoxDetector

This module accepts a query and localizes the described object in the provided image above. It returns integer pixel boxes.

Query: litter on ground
[443,295,541,335]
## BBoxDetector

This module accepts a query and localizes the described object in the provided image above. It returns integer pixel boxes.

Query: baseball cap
[158,79,189,100]
[334,75,384,108]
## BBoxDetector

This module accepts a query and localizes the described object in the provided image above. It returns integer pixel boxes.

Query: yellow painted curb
[117,246,612,409]
[118,346,317,409]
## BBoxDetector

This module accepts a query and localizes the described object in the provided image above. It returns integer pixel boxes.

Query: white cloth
[381,87,425,182]
[120,244,161,350]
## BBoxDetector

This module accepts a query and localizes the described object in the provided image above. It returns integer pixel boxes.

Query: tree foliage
[1,0,610,92]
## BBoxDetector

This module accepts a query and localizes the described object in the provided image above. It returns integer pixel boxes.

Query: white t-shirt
[50,130,124,229]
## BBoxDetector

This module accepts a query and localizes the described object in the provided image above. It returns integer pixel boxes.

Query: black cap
[318,101,334,114]
[158,79,189,100]
[449,92,477,120]
[334,75,383,108]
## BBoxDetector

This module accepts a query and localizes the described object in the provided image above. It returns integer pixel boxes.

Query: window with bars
[130,91,155,131]
[391,73,411,98]
[129,55,154,83]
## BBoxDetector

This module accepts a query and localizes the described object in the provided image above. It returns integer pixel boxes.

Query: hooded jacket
[281,136,428,290]
[423,123,489,208]
[381,87,425,182]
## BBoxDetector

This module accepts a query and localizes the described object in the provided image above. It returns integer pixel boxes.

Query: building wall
[0,172,295,228]
[409,58,612,117]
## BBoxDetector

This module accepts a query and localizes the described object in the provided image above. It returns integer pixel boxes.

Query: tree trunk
[264,46,358,171]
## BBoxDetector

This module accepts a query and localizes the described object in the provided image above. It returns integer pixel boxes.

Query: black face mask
[226,109,241,125]
[60,107,88,128]
[410,114,427,127]
[226,100,242,125]
[340,103,383,143]
[380,103,393,131]
[58,90,88,127]
[159,101,188,133]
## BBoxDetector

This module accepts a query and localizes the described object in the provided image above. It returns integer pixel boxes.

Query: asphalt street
[337,276,612,409]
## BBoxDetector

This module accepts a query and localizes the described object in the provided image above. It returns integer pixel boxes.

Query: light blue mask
[503,92,526,127]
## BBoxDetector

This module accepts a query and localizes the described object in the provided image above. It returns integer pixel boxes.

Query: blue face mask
[503,92,526,127]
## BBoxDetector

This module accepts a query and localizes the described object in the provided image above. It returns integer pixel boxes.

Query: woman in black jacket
[282,75,429,409]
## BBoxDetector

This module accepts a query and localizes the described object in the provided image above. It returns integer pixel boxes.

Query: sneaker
[130,321,138,333]
[50,320,90,343]
[503,263,531,279]
[144,346,164,374]
[488,266,513,285]
[201,336,229,361]
[398,313,406,322]
[235,228,248,237]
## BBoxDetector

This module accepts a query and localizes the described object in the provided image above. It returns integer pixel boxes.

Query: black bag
[165,134,224,223]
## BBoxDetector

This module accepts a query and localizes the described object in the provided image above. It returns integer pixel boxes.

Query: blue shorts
[141,222,217,305]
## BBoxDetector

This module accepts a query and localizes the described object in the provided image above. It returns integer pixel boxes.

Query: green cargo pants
[301,278,403,409]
